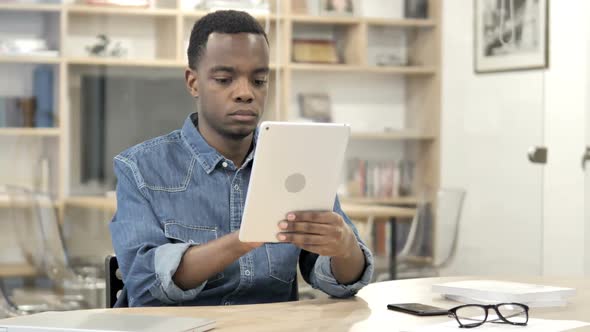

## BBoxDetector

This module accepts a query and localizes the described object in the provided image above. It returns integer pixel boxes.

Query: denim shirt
[109,113,374,307]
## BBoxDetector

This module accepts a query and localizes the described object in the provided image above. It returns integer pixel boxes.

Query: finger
[277,233,326,245]
[277,221,332,235]
[287,211,334,224]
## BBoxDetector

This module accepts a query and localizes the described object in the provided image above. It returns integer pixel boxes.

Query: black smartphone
[387,303,448,316]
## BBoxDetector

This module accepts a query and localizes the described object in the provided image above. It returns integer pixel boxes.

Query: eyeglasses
[448,303,529,328]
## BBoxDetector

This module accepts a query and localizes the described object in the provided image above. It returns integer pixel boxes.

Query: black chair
[104,254,302,306]
[105,255,124,308]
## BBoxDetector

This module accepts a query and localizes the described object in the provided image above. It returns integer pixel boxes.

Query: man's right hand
[236,232,264,252]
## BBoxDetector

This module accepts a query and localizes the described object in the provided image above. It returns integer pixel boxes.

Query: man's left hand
[276,211,358,257]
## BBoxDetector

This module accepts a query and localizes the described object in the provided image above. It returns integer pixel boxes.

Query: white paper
[443,294,569,308]
[432,280,576,302]
[410,316,590,332]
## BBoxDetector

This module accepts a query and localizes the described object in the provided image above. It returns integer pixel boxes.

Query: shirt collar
[181,113,258,174]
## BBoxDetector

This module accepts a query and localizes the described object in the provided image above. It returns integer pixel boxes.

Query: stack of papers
[432,280,576,308]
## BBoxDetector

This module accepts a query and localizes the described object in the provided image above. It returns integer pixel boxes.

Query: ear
[185,67,199,98]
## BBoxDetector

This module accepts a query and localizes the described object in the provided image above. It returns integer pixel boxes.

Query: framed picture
[320,0,355,16]
[298,93,332,122]
[474,0,548,73]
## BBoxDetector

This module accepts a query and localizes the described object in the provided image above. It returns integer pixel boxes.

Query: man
[110,10,374,307]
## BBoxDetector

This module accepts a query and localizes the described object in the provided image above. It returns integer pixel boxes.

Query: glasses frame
[448,303,530,328]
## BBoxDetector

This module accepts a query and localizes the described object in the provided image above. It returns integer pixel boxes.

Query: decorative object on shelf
[404,0,428,18]
[368,26,408,67]
[292,39,339,64]
[398,160,415,196]
[298,93,332,122]
[0,38,58,57]
[320,0,354,16]
[360,0,403,19]
[475,0,548,73]
[84,0,150,7]
[0,97,36,128]
[85,35,127,58]
[292,0,320,15]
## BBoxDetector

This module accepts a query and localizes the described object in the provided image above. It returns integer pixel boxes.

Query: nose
[233,78,254,103]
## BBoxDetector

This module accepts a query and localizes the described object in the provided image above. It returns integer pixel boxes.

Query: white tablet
[239,121,350,242]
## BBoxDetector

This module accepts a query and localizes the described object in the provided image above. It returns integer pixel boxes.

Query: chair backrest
[0,282,21,318]
[105,255,124,308]
[398,188,466,268]
[2,185,46,272]
[4,186,75,282]
[432,188,466,268]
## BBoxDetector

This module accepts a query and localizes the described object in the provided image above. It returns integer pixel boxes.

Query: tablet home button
[285,173,306,193]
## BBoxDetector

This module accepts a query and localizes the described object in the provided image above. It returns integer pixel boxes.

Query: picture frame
[292,39,339,64]
[320,0,355,16]
[474,0,548,73]
[298,93,332,122]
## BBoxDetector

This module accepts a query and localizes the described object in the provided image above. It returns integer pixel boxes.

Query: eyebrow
[209,66,270,75]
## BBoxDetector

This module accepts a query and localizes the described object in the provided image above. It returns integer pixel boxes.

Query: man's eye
[214,78,232,85]
[254,79,267,87]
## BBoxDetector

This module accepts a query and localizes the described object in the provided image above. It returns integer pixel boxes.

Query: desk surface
[104,276,590,331]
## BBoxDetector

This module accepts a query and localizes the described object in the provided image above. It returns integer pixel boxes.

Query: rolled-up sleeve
[308,197,375,298]
[109,156,205,306]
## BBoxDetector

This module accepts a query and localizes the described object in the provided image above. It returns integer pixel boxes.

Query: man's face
[186,32,270,140]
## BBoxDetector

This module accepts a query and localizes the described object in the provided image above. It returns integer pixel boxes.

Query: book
[33,65,54,127]
[432,280,576,303]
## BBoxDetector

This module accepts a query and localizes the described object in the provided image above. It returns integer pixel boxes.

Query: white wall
[441,1,545,276]
[442,1,590,277]
[541,1,588,277]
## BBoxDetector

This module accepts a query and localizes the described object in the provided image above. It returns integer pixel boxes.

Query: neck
[197,119,253,168]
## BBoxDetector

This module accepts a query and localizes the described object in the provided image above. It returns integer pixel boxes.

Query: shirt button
[234,184,239,191]
[244,270,251,276]
[222,161,228,168]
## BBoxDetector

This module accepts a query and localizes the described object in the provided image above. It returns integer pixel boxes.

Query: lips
[229,110,258,122]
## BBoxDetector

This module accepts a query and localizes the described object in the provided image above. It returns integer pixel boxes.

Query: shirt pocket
[265,243,299,284]
[163,221,224,283]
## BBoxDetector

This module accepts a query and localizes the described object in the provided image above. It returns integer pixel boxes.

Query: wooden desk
[104,276,590,331]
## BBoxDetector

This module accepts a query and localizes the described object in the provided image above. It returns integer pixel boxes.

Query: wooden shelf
[66,58,279,70]
[0,3,61,12]
[0,55,61,64]
[341,203,415,219]
[289,63,436,75]
[289,15,359,25]
[364,17,436,28]
[0,195,59,208]
[0,263,37,278]
[183,10,277,21]
[65,5,177,16]
[0,128,60,137]
[341,196,419,206]
[67,57,184,68]
[351,131,435,140]
[63,196,116,212]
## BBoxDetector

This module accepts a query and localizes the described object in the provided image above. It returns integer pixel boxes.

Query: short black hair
[187,10,269,69]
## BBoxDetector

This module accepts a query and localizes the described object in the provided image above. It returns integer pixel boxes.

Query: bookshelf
[0,0,441,273]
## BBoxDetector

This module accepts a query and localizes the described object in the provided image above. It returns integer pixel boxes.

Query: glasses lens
[454,305,487,327]
[497,304,528,324]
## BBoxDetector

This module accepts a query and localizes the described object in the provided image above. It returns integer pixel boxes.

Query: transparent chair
[2,185,105,311]
[395,188,466,279]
